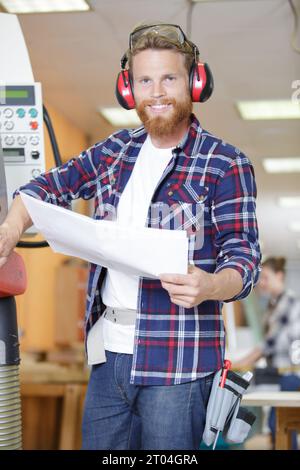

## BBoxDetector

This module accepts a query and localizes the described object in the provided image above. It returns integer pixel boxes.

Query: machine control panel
[0,83,46,210]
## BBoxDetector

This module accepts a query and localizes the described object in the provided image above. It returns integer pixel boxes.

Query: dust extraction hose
[0,297,22,450]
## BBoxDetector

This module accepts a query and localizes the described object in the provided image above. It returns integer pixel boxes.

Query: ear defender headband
[115,24,214,110]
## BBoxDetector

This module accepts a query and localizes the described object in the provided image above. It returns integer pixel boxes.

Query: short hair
[127,26,196,75]
[262,257,286,274]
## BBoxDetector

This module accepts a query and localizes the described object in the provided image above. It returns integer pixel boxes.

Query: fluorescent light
[1,0,90,13]
[99,107,141,127]
[278,197,300,208]
[263,158,300,173]
[236,100,300,120]
[289,222,300,232]
[191,0,263,2]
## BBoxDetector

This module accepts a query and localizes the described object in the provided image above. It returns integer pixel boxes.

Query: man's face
[132,49,192,138]
[258,267,284,296]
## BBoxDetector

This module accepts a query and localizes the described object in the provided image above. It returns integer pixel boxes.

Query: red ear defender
[115,61,214,109]
[190,62,214,103]
[115,69,135,110]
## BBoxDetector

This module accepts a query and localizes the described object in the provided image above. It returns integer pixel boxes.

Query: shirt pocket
[149,184,208,251]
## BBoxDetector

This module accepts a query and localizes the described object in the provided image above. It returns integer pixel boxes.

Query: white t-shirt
[92,135,173,356]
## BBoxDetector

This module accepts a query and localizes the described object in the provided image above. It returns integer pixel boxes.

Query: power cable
[288,0,300,53]
[186,0,196,38]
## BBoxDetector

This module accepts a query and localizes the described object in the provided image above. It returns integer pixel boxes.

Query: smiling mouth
[147,103,172,113]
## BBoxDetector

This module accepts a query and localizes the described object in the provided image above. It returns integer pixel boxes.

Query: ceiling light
[191,0,263,2]
[289,222,300,232]
[0,0,90,13]
[278,197,300,208]
[236,100,300,120]
[263,158,300,173]
[99,107,141,127]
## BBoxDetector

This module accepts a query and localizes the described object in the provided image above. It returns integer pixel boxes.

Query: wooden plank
[242,391,300,407]
[21,383,65,397]
[20,382,87,449]
[275,407,300,450]
[22,396,61,450]
[59,384,86,450]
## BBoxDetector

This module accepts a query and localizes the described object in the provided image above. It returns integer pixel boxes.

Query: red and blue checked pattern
[15,114,261,385]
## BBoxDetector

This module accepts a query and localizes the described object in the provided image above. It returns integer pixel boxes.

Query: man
[0,23,261,450]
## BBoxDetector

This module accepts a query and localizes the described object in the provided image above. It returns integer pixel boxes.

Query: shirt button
[198,195,205,201]
[168,191,174,196]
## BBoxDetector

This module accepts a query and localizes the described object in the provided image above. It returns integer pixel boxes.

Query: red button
[30,121,38,130]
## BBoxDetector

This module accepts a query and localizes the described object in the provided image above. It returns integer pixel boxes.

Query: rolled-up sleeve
[13,145,101,207]
[212,152,261,302]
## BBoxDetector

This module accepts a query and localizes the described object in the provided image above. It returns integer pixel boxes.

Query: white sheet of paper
[20,193,188,278]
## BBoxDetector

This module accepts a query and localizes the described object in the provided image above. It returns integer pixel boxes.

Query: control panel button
[4,121,14,130]
[30,121,38,130]
[16,108,26,118]
[4,136,15,145]
[31,151,40,160]
[30,136,39,145]
[3,108,13,118]
[32,169,41,178]
[17,136,27,145]
[29,108,38,118]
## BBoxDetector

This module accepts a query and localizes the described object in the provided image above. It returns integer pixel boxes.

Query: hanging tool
[212,359,232,450]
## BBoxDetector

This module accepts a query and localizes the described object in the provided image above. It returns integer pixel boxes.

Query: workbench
[242,392,300,450]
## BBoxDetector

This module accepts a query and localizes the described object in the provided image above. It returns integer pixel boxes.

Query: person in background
[234,257,300,449]
[0,22,261,450]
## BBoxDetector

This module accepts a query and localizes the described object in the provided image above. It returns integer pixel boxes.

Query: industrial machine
[0,13,62,449]
[0,139,27,449]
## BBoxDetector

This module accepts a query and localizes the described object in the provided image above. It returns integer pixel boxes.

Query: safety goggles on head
[129,23,198,57]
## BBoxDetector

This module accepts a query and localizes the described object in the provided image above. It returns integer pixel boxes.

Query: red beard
[136,97,192,139]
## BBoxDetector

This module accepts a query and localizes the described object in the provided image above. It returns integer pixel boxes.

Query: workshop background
[0,0,299,450]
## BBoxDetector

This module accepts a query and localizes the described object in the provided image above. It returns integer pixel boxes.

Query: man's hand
[0,222,21,269]
[159,265,216,308]
[0,195,33,268]
[160,265,243,308]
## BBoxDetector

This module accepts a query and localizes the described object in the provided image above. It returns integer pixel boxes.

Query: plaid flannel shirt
[16,114,261,385]
[263,290,300,369]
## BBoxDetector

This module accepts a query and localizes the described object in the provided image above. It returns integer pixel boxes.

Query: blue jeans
[82,351,214,450]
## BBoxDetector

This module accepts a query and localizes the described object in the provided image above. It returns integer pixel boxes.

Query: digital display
[3,148,25,163]
[0,90,29,99]
[3,148,24,156]
[0,86,35,105]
